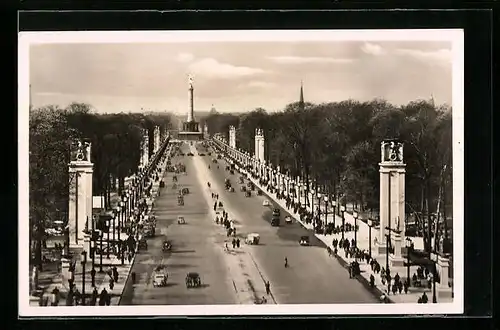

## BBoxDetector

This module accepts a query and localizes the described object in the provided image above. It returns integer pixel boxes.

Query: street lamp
[298,183,303,207]
[432,254,438,303]
[311,190,316,219]
[332,200,337,227]
[120,239,125,265]
[367,218,374,259]
[116,206,121,242]
[340,205,346,240]
[80,250,87,305]
[405,237,412,288]
[324,195,329,235]
[353,211,358,248]
[112,210,116,243]
[384,226,392,280]
[106,217,110,259]
[99,229,104,273]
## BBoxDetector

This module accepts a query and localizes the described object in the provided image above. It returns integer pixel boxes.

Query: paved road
[199,144,378,304]
[120,143,237,305]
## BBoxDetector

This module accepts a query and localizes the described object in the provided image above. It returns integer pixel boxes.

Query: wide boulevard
[120,143,237,305]
[198,143,378,304]
[121,141,377,304]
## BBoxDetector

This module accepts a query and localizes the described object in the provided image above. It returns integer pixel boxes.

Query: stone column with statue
[68,139,94,250]
[377,139,406,267]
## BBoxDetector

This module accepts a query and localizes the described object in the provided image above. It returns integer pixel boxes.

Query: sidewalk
[30,143,172,307]
[226,158,451,304]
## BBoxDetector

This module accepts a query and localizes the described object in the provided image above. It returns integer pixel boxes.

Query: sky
[29,38,453,115]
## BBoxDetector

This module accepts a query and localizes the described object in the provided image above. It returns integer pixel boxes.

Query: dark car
[273,208,280,217]
[271,216,280,227]
[180,153,185,156]
[187,152,194,156]
[199,153,205,156]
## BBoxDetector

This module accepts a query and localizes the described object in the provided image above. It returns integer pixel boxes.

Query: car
[185,272,202,288]
[299,236,310,246]
[187,152,194,156]
[180,153,185,156]
[285,215,292,224]
[153,273,168,287]
[162,240,172,251]
[199,153,205,156]
[212,159,218,164]
[272,208,280,217]
[138,238,148,250]
[262,200,270,206]
[245,233,260,245]
[271,216,280,227]
[177,216,186,224]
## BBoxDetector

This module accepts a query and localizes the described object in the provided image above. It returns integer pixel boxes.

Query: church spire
[299,80,304,110]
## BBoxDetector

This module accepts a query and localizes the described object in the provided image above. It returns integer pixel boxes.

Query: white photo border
[18,29,464,317]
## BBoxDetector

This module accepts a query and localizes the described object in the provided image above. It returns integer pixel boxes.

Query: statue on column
[71,139,91,162]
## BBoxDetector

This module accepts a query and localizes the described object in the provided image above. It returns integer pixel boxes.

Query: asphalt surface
[120,143,237,305]
[200,145,378,304]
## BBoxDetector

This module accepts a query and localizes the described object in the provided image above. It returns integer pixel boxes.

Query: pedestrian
[90,287,98,306]
[109,277,115,290]
[369,274,375,288]
[392,282,398,295]
[113,266,119,283]
[265,281,271,295]
[99,288,107,306]
[236,238,240,248]
[50,287,60,306]
[417,297,422,303]
[232,239,236,248]
[421,292,428,303]
[73,288,81,305]
[394,273,400,285]
[398,280,403,294]
[403,280,409,294]
[128,252,133,263]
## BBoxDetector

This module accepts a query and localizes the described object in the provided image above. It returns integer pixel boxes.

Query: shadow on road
[170,249,197,254]
[165,263,192,269]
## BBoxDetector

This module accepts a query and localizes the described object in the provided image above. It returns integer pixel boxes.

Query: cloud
[246,81,276,89]
[188,58,267,79]
[361,42,385,56]
[175,52,195,63]
[394,48,451,62]
[267,56,353,64]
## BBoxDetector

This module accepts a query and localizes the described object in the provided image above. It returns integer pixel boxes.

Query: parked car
[285,215,292,224]
[262,200,270,206]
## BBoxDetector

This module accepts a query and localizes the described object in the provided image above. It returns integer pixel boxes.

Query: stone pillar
[377,140,406,259]
[68,139,94,249]
[229,126,236,149]
[437,255,450,288]
[258,129,265,163]
[254,128,260,160]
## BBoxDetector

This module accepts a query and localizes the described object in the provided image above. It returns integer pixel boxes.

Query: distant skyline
[27,31,455,114]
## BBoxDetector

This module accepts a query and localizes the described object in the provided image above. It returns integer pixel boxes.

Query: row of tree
[202,99,452,253]
[29,102,172,265]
